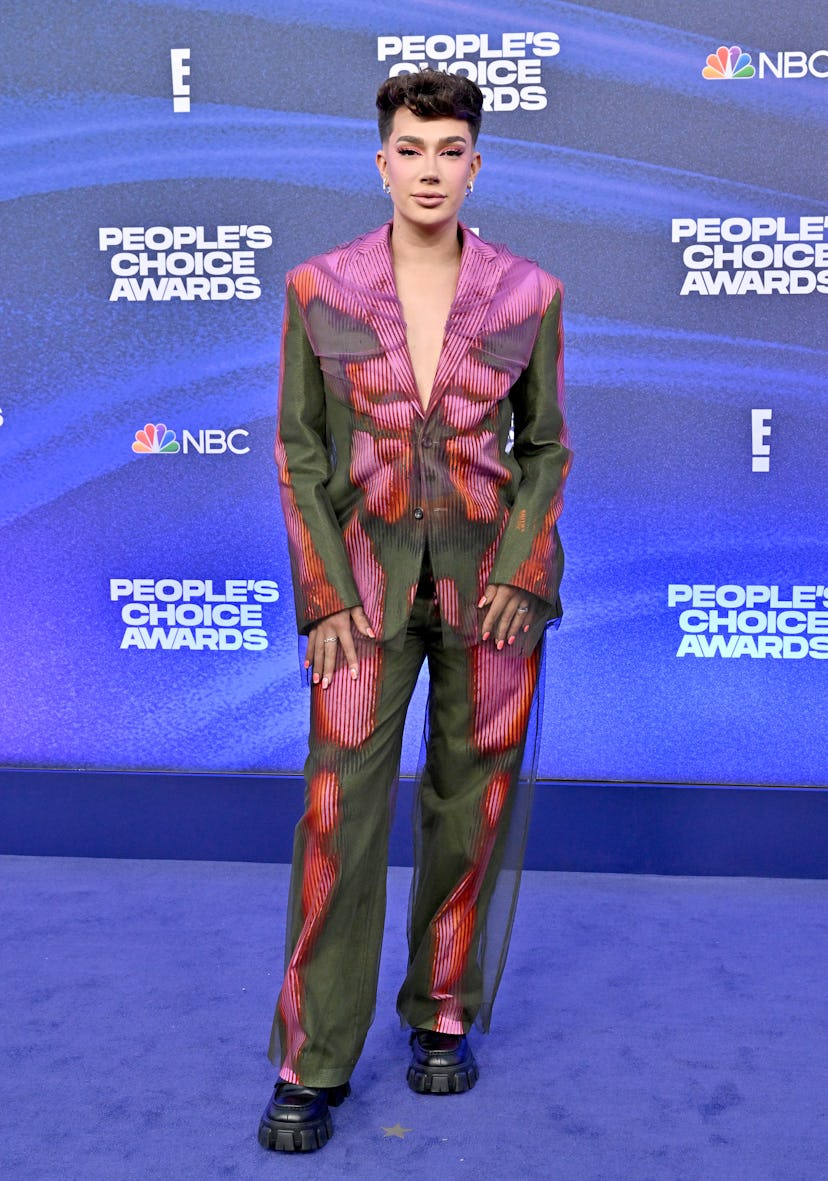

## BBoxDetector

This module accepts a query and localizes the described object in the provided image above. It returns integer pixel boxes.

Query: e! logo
[751,408,772,472]
[170,48,191,113]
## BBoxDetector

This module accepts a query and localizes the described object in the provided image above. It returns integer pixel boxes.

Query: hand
[478,584,543,650]
[306,606,375,689]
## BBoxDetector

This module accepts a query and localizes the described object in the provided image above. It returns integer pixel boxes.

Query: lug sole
[257,1113,333,1153]
[406,1060,479,1094]
[257,1081,350,1153]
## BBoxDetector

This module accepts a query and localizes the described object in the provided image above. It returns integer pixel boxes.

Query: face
[376,106,481,230]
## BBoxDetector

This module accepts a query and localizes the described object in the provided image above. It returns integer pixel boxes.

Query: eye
[397,147,419,156]
[442,149,464,157]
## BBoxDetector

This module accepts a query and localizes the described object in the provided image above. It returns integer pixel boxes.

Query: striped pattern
[274,301,348,626]
[477,515,509,598]
[509,288,572,598]
[277,768,342,1081]
[313,633,384,750]
[274,222,568,1059]
[471,643,542,756]
[424,642,543,1035]
[341,513,387,639]
[275,220,570,648]
[430,769,513,1035]
[350,429,410,522]
[445,432,509,522]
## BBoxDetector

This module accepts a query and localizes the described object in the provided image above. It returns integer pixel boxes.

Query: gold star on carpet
[381,1122,413,1139]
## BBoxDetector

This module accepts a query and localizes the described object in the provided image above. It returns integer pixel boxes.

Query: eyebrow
[394,135,468,147]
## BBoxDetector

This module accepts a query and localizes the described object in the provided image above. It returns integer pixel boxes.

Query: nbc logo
[703,45,755,79]
[131,423,251,456]
[133,423,180,453]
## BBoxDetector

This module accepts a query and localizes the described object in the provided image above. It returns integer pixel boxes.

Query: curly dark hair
[376,69,484,144]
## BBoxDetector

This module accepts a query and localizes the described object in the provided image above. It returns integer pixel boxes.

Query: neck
[389,214,462,268]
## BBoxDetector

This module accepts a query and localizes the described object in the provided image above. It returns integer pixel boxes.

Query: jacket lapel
[426,226,508,418]
[342,223,421,411]
[341,222,509,420]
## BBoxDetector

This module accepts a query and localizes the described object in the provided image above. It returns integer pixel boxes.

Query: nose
[420,151,440,182]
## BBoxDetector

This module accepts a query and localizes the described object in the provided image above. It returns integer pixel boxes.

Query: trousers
[268,570,543,1088]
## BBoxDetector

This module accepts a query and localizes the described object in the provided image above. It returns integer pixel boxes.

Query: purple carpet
[1,856,825,1179]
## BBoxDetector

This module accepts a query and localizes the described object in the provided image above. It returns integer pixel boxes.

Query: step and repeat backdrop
[1,0,826,787]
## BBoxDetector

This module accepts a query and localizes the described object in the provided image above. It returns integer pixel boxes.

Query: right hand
[306,606,375,689]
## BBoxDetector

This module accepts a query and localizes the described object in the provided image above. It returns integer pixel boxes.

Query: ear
[375,148,388,184]
[469,150,482,181]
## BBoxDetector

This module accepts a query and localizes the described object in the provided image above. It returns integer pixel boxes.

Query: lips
[412,193,446,205]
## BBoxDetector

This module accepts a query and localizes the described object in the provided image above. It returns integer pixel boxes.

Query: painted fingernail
[508,635,515,645]
[303,659,310,669]
[312,673,320,684]
[496,639,504,650]
[482,631,490,641]
[478,596,487,608]
[350,667,358,679]
[366,627,376,638]
[523,624,530,632]
[321,677,329,690]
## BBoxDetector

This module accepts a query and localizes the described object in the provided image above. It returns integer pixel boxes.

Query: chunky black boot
[407,1029,479,1094]
[257,1078,351,1152]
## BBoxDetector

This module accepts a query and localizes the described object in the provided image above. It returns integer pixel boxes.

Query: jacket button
[421,438,433,449]
[413,507,424,520]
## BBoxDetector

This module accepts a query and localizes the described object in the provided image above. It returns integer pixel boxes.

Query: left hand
[478,584,545,650]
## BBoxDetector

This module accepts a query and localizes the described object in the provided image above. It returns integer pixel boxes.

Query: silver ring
[322,636,338,644]
[516,605,529,614]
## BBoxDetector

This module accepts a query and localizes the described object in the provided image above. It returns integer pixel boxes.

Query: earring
[466,179,474,195]
[382,177,390,195]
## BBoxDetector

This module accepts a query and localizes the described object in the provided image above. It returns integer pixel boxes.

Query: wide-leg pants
[268,590,542,1088]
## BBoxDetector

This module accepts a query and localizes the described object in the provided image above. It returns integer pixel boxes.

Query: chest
[394,268,458,412]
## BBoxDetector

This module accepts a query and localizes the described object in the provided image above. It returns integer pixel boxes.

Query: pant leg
[396,628,542,1035]
[268,607,429,1087]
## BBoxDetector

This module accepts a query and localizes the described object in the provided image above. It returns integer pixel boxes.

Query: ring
[323,636,338,644]
[516,605,529,614]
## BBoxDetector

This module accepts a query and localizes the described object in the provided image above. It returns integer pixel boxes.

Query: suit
[270,222,571,1087]
[275,220,570,650]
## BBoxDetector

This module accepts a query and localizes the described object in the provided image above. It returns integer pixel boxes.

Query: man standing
[259,68,571,1153]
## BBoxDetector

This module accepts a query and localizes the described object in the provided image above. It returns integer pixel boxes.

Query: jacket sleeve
[274,280,361,634]
[489,280,572,606]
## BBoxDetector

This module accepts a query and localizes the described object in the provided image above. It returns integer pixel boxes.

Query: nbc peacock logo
[132,423,180,454]
[703,45,756,79]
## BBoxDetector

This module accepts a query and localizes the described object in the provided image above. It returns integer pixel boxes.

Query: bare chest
[395,272,458,411]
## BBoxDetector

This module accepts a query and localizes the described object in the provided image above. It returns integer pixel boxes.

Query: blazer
[275,221,572,650]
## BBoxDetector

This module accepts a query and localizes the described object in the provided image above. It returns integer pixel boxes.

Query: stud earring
[382,177,390,195]
[466,179,474,195]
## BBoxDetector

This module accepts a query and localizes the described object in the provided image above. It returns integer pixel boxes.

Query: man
[259,68,571,1153]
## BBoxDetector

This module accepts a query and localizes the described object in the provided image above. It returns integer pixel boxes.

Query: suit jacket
[275,221,572,650]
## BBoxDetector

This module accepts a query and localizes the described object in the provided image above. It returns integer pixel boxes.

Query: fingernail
[350,667,358,679]
[303,660,310,669]
[496,639,504,650]
[312,674,320,684]
[366,627,376,638]
[523,624,530,633]
[482,631,490,641]
[477,596,487,608]
[508,635,515,645]
[321,677,329,689]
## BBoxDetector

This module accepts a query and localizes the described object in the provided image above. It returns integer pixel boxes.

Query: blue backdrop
[1,0,826,786]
